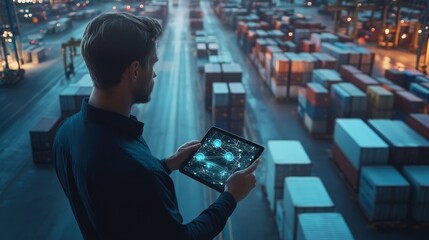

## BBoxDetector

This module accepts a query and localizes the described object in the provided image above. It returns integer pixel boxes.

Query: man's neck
[88,87,132,117]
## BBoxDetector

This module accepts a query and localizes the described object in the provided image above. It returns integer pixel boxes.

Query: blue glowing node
[195,153,205,161]
[213,139,222,148]
[224,152,234,161]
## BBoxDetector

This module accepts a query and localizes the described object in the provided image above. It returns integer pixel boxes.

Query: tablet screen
[180,127,264,192]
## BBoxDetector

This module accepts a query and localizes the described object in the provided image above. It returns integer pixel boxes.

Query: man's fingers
[243,159,259,174]
[181,140,201,148]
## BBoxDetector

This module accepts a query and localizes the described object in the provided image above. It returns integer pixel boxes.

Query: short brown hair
[81,12,162,89]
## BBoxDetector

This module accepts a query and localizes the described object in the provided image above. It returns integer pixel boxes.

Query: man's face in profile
[134,50,158,104]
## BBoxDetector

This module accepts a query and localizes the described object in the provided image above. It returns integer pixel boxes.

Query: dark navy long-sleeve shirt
[53,100,237,240]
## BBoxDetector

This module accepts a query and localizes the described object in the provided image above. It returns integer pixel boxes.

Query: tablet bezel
[179,126,264,192]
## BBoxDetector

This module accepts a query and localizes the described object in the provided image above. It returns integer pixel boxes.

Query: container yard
[1,0,429,239]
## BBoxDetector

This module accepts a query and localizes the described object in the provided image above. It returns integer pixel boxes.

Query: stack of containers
[297,213,354,240]
[403,69,424,89]
[212,83,229,130]
[320,43,349,70]
[410,82,429,106]
[293,29,310,46]
[333,119,389,190]
[312,69,342,90]
[298,53,316,84]
[311,53,337,69]
[285,52,305,99]
[402,166,429,222]
[310,33,338,52]
[339,65,362,82]
[334,43,359,69]
[208,43,219,55]
[394,91,425,118]
[353,46,375,75]
[29,116,61,163]
[204,63,222,110]
[368,120,429,165]
[385,69,406,88]
[189,7,203,31]
[406,114,429,139]
[264,45,283,84]
[330,82,368,120]
[301,40,316,53]
[366,85,394,118]
[375,77,405,93]
[59,86,80,117]
[298,83,330,135]
[283,177,335,240]
[266,141,312,214]
[270,53,290,99]
[221,63,242,83]
[359,166,410,222]
[228,82,246,136]
[348,74,379,92]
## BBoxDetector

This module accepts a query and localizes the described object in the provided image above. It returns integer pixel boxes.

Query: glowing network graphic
[183,130,260,191]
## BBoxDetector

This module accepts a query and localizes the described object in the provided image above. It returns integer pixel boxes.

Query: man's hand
[224,160,260,202]
[164,140,201,172]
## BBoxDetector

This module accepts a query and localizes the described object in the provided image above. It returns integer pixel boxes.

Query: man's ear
[128,60,140,82]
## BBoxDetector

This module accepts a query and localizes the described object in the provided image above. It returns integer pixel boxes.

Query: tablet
[179,126,264,192]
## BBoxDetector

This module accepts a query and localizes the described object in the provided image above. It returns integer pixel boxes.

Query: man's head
[81,12,162,103]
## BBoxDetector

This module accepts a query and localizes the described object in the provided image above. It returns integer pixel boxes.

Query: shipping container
[366,85,394,110]
[359,166,410,221]
[406,114,429,139]
[283,177,335,240]
[30,116,61,163]
[312,69,342,90]
[221,63,243,82]
[340,65,362,82]
[297,213,354,240]
[266,141,313,213]
[306,83,329,107]
[402,166,429,222]
[204,63,222,110]
[334,119,389,170]
[59,86,80,116]
[394,91,425,114]
[368,120,429,165]
[311,53,337,69]
[349,74,378,92]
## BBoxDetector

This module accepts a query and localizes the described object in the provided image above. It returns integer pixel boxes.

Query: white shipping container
[284,177,335,240]
[304,113,327,134]
[333,119,389,170]
[212,82,229,107]
[297,213,354,240]
[266,141,313,212]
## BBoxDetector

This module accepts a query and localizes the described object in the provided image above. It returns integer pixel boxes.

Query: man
[53,12,259,239]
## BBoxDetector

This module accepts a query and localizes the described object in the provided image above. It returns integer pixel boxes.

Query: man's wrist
[160,159,172,174]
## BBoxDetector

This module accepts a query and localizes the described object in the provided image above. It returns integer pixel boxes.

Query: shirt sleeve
[159,158,172,174]
[149,171,237,240]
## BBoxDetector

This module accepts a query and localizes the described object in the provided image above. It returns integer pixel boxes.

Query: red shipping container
[301,40,316,53]
[394,91,425,113]
[339,65,361,82]
[306,83,329,107]
[349,74,379,92]
[407,114,429,139]
[332,143,359,191]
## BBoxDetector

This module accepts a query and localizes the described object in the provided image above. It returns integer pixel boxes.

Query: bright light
[29,13,32,17]
[25,9,29,13]
[126,5,131,10]
[371,28,375,32]
[401,20,404,23]
[401,33,407,39]
[139,4,144,8]
[288,32,293,37]
[24,14,28,18]
[418,29,422,34]
[347,17,352,22]
[56,23,61,27]
[307,1,312,6]
[385,28,390,35]
[76,3,80,7]
[112,6,117,10]
[426,26,429,30]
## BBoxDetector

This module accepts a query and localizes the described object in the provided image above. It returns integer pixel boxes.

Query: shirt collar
[81,99,144,139]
